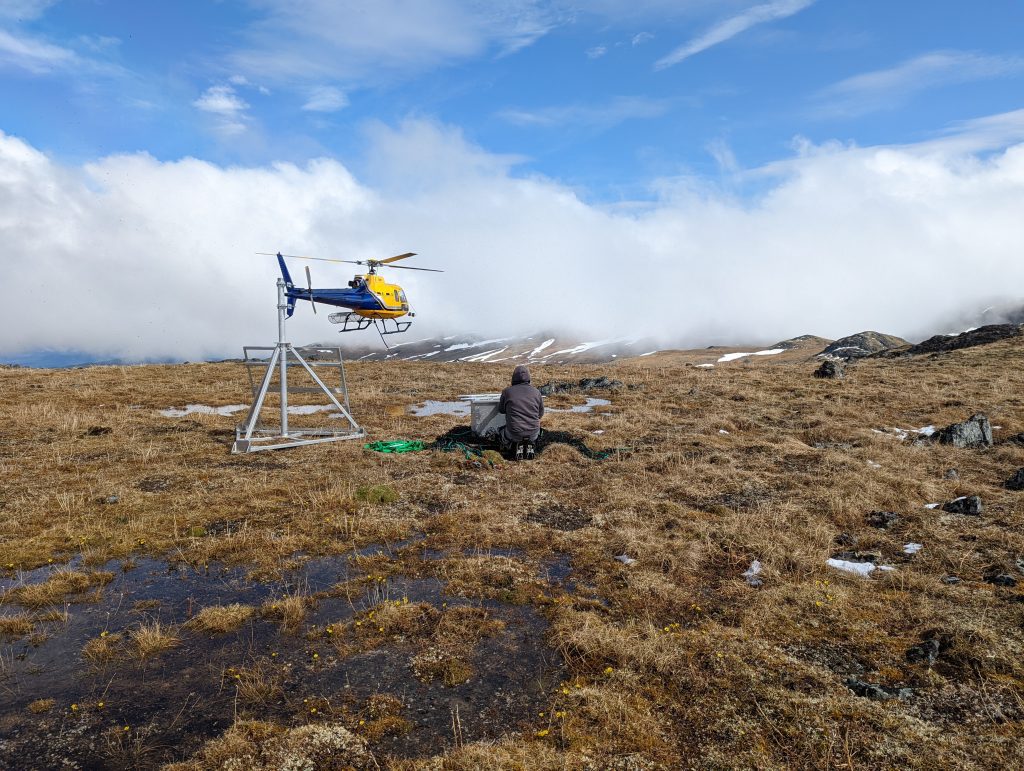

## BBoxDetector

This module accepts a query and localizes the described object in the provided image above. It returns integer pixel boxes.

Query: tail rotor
[304,265,317,314]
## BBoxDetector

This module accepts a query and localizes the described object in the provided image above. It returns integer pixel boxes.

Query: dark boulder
[934,414,993,449]
[941,496,983,516]
[903,324,1023,356]
[866,511,899,529]
[813,360,845,379]
[984,571,1018,588]
[819,331,909,361]
[1004,433,1024,447]
[1004,468,1024,491]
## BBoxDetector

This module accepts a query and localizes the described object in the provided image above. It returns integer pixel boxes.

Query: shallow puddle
[408,401,472,417]
[546,397,611,414]
[0,546,563,769]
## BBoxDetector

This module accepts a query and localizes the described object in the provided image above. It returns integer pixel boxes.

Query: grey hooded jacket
[498,365,544,441]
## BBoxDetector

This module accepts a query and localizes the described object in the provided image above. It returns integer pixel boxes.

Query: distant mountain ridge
[326,334,662,365]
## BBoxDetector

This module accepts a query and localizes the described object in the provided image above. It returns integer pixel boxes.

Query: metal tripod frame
[231,279,366,453]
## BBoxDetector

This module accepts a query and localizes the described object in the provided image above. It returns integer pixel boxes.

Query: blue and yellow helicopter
[262,251,442,339]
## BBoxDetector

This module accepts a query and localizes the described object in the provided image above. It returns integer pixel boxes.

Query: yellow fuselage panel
[355,274,409,319]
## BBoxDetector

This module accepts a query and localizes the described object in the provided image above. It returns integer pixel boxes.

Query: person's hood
[511,365,531,385]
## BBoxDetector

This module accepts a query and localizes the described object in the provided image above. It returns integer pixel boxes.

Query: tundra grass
[1,340,1023,768]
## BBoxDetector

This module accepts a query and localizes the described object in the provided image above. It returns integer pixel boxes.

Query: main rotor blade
[257,252,364,266]
[380,264,444,272]
[378,252,417,264]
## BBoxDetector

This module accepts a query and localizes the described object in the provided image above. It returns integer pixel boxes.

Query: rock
[614,554,636,566]
[1004,468,1024,491]
[834,533,858,547]
[814,360,845,379]
[984,571,1018,587]
[100,495,119,505]
[903,323,1023,356]
[941,575,962,585]
[866,511,899,529]
[934,413,993,448]
[845,678,912,701]
[819,331,909,360]
[832,550,880,563]
[905,638,941,666]
[539,376,623,396]
[1005,433,1024,446]
[943,469,960,480]
[85,425,112,436]
[941,496,983,516]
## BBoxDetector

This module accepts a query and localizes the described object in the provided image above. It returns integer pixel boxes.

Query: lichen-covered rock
[813,360,844,379]
[941,496,983,516]
[934,414,993,448]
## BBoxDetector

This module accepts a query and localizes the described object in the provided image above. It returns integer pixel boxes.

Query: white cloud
[631,32,654,46]
[498,95,672,129]
[0,26,75,73]
[0,0,58,21]
[3,113,1024,361]
[655,0,816,70]
[586,45,608,59]
[302,85,348,113]
[193,84,251,136]
[816,51,1024,118]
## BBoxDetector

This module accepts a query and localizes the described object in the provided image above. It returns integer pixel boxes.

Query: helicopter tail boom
[276,252,297,317]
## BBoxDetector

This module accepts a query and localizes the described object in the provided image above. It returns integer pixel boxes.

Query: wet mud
[0,545,564,770]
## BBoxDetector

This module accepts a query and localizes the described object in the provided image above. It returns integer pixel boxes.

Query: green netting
[363,440,428,454]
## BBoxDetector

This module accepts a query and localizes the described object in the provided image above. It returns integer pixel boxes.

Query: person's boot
[525,442,535,460]
[515,442,525,461]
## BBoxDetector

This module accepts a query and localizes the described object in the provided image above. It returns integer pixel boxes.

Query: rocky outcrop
[813,360,844,379]
[903,324,1023,356]
[934,414,993,448]
[819,332,909,360]
[941,496,983,516]
[1005,468,1024,491]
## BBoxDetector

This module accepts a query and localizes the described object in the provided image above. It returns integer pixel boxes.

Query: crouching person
[498,364,544,460]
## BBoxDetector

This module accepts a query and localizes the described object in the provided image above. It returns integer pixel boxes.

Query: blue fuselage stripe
[287,287,383,312]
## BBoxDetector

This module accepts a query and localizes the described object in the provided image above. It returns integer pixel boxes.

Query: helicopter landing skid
[328,312,412,335]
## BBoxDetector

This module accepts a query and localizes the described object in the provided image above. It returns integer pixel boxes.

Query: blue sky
[3,1,1024,363]
[4,0,1023,195]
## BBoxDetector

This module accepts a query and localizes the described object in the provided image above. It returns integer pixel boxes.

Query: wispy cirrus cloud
[302,85,348,112]
[498,95,672,129]
[815,50,1024,118]
[654,0,816,70]
[230,0,562,85]
[0,26,74,73]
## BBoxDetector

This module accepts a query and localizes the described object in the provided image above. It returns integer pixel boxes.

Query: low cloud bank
[2,117,1024,362]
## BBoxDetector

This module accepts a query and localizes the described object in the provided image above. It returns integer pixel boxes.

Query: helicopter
[261,251,442,342]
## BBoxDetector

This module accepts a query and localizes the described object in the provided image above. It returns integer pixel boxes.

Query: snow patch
[903,543,923,555]
[717,348,787,363]
[827,558,895,577]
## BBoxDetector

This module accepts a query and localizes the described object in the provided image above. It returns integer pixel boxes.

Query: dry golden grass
[0,613,35,639]
[2,339,1024,768]
[130,621,180,659]
[187,603,255,634]
[26,698,55,714]
[6,570,113,608]
[260,593,309,634]
[82,631,124,663]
